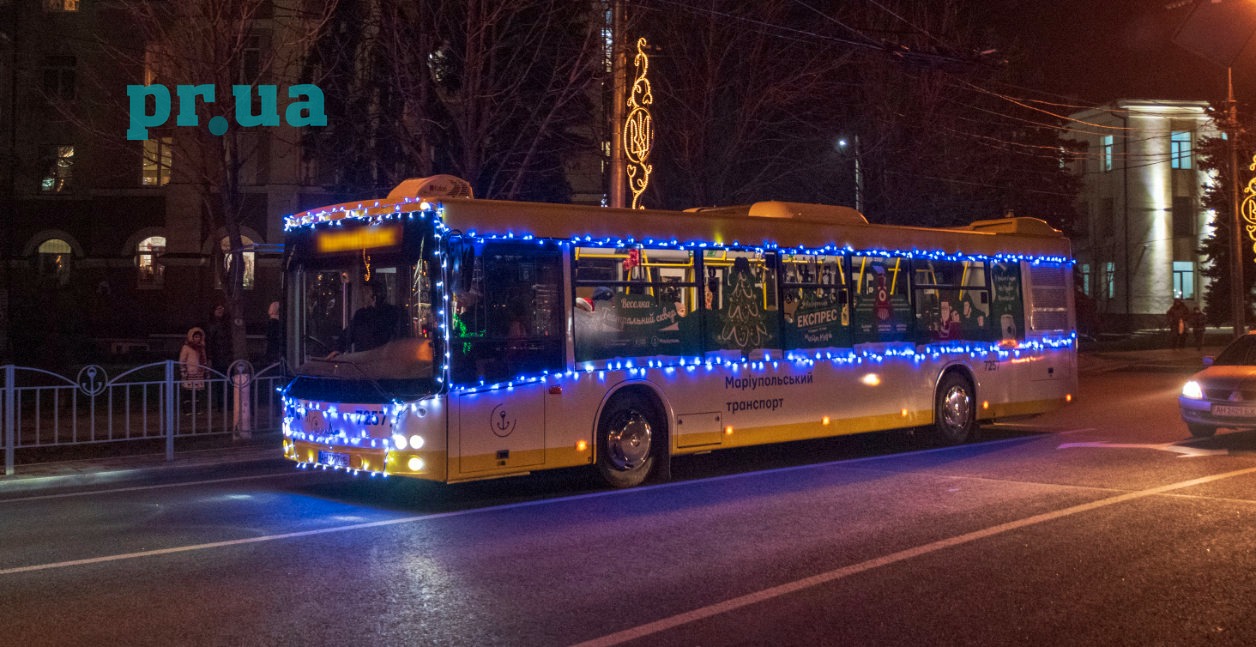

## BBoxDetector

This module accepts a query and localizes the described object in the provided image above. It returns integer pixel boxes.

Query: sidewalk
[1078,345,1216,374]
[1078,326,1233,374]
[0,435,284,492]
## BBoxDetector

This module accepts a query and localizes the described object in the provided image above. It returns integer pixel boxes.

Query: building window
[1102,261,1116,300]
[1172,196,1195,238]
[1080,263,1092,297]
[40,146,74,193]
[1170,131,1193,170]
[137,236,166,288]
[219,236,255,290]
[1173,261,1195,300]
[238,35,263,84]
[142,137,173,186]
[42,55,76,101]
[1102,135,1114,173]
[38,239,72,285]
[143,42,165,86]
[43,0,79,12]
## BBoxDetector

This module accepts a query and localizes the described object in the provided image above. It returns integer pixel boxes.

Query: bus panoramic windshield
[290,247,438,394]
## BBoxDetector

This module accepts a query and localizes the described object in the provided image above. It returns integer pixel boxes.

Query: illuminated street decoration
[1242,153,1256,260]
[624,37,653,210]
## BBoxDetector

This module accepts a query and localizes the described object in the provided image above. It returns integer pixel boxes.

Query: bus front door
[455,384,547,475]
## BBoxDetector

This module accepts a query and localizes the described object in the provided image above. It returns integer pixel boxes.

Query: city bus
[280,175,1075,488]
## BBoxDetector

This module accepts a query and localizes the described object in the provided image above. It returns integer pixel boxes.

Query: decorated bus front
[280,191,449,479]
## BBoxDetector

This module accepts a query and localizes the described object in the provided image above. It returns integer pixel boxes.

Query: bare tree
[633,0,1078,231]
[93,0,337,367]
[632,1,857,209]
[305,0,606,201]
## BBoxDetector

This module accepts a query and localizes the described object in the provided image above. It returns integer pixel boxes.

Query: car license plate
[318,451,349,468]
[1211,404,1256,418]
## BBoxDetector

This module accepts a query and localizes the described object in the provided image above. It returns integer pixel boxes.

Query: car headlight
[1181,380,1204,400]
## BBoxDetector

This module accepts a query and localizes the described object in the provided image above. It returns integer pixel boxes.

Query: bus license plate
[1212,404,1256,418]
[318,451,349,468]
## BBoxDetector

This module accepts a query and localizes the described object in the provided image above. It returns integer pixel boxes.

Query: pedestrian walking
[1191,306,1207,351]
[179,327,208,413]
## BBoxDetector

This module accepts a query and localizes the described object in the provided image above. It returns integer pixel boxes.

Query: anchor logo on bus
[490,404,517,438]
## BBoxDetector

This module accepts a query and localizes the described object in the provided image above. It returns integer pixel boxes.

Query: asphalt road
[3,366,1256,646]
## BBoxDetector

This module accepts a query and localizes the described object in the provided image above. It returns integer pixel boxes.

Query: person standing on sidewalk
[179,327,208,413]
[205,303,232,377]
[264,300,283,366]
[1191,306,1207,351]
[1166,299,1189,349]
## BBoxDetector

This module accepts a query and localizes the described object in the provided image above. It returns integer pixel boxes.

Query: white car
[1179,332,1256,438]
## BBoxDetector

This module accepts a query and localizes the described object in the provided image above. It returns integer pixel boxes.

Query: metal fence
[1,360,286,476]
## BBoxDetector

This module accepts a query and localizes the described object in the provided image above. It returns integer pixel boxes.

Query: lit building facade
[1066,99,1220,331]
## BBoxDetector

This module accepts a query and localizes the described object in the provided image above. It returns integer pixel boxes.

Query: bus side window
[911,260,992,343]
[851,256,910,343]
[781,253,849,351]
[703,251,779,357]
[450,241,563,384]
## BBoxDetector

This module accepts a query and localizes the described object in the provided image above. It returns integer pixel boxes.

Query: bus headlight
[392,434,408,450]
[1181,380,1203,400]
[409,435,425,450]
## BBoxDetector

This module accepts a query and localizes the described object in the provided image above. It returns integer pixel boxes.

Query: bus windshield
[286,223,439,399]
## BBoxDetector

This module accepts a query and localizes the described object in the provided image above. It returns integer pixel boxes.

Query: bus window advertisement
[991,263,1025,340]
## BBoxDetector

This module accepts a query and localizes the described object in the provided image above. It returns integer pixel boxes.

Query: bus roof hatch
[387,175,475,201]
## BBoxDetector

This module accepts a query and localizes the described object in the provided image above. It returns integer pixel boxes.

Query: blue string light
[283,200,1076,470]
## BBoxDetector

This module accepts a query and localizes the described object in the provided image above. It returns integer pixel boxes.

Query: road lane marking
[570,465,1256,647]
[1058,440,1228,458]
[0,484,649,576]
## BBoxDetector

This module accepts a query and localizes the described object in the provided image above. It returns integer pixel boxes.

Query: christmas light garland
[282,200,1075,469]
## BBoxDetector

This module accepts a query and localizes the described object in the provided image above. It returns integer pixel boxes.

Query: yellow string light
[1243,155,1256,260]
[624,37,653,210]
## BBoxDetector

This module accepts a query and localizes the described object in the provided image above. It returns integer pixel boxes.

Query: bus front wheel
[934,372,975,444]
[596,393,659,488]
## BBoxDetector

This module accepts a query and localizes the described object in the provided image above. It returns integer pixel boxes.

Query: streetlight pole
[1228,67,1246,336]
[852,134,863,213]
[837,135,863,213]
[608,0,627,209]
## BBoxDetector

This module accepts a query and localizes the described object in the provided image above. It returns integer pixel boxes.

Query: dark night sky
[985,0,1256,106]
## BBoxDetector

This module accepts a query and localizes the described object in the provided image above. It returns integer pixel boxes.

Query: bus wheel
[934,372,975,444]
[597,394,658,488]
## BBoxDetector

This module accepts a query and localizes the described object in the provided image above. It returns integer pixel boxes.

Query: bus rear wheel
[596,393,659,488]
[934,372,975,444]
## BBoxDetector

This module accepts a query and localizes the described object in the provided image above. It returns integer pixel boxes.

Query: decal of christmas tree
[720,257,768,357]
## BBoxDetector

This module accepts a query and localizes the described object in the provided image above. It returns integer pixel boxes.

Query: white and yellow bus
[281,175,1076,488]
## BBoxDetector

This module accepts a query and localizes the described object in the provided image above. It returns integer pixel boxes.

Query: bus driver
[343,281,404,353]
